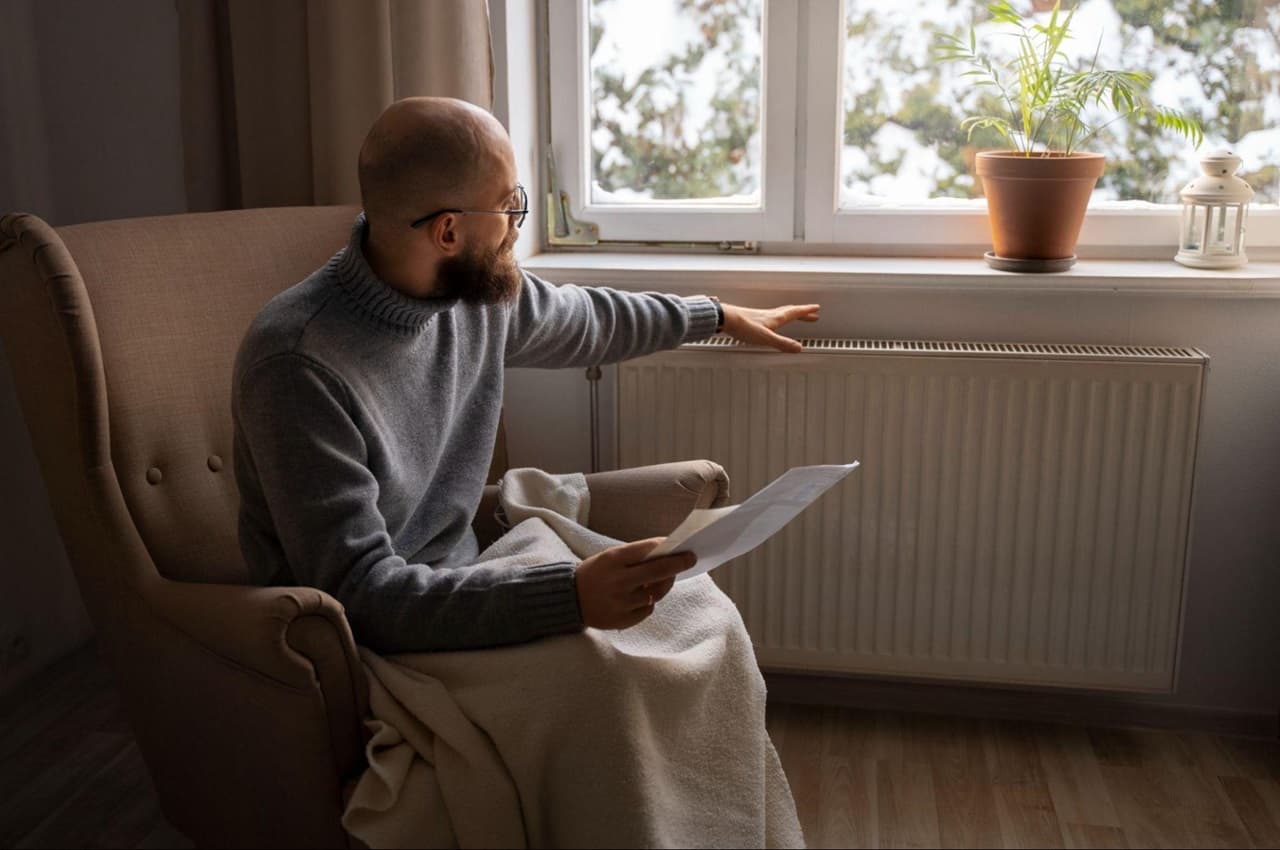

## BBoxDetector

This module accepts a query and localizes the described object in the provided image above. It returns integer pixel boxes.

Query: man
[232,97,820,653]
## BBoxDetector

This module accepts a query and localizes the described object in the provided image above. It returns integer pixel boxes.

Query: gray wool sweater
[232,214,719,653]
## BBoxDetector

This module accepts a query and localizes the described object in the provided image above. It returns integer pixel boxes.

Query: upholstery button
[207,454,224,472]
[146,467,163,485]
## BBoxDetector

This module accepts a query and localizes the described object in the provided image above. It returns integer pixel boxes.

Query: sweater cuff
[681,295,721,343]
[517,562,584,636]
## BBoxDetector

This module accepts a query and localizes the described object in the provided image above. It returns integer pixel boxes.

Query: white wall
[0,347,92,695]
[0,0,188,226]
[503,272,1280,718]
[0,0,188,695]
[490,0,546,263]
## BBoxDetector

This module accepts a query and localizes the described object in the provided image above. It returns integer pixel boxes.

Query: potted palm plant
[936,1,1203,271]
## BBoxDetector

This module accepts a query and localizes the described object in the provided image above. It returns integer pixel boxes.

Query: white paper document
[649,461,861,581]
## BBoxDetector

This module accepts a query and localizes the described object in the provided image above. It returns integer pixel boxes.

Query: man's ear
[432,214,463,255]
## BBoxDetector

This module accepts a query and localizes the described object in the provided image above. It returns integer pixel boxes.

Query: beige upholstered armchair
[0,207,729,849]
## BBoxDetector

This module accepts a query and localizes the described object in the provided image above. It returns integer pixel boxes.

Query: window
[547,0,1280,251]
[548,0,797,242]
[588,0,763,206]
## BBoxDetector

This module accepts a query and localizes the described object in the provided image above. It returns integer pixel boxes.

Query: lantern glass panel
[1210,205,1240,253]
[1183,205,1202,251]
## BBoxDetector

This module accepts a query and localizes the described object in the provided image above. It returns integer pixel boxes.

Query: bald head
[358,97,512,230]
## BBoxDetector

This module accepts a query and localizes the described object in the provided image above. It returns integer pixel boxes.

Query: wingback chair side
[0,208,729,849]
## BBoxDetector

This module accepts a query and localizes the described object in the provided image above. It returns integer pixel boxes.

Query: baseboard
[763,669,1279,740]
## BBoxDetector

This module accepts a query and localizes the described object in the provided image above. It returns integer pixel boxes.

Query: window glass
[840,0,1280,206]
[589,0,764,205]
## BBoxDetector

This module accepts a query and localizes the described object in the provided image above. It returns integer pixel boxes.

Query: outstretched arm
[504,270,822,366]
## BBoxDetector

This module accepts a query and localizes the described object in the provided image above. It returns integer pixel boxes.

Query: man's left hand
[721,303,821,353]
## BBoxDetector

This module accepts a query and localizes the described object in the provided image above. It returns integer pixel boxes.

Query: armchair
[0,207,729,849]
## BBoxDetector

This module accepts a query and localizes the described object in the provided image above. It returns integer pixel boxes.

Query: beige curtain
[178,0,494,210]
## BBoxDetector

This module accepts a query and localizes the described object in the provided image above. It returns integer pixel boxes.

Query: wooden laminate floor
[3,642,1278,849]
[767,702,1280,848]
[0,644,187,850]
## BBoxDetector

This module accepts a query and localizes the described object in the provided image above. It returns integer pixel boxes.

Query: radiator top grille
[685,335,1207,363]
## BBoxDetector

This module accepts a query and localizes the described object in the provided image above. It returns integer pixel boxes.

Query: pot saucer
[984,252,1077,273]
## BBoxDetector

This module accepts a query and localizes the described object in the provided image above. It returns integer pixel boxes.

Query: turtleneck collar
[328,212,458,334]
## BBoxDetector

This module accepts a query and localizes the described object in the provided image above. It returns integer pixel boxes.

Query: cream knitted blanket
[342,469,804,849]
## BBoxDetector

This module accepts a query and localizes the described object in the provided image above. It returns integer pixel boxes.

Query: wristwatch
[707,295,725,333]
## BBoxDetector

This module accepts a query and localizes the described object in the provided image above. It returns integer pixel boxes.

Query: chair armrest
[585,460,730,540]
[141,580,369,773]
[143,581,356,688]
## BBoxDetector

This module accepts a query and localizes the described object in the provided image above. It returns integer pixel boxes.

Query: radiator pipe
[586,365,602,473]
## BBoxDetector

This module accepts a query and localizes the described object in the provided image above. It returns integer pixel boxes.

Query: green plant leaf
[987,1,1024,27]
[961,115,1015,146]
[937,0,1203,155]
[1152,107,1205,148]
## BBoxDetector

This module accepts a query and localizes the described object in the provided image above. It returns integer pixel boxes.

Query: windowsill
[522,252,1280,297]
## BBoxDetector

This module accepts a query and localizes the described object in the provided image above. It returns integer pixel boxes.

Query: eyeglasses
[410,183,528,230]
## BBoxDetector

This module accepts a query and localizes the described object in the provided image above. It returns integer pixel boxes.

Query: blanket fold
[343,468,805,849]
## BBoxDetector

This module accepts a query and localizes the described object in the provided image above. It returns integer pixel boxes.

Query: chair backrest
[3,206,514,589]
[1,207,360,584]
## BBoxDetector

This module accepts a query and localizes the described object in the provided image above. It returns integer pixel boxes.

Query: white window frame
[801,0,1280,252]
[547,0,798,243]
[550,0,1280,253]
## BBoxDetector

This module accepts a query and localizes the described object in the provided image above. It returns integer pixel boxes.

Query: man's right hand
[575,537,696,630]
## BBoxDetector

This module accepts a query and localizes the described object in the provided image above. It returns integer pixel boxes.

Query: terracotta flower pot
[975,151,1106,263]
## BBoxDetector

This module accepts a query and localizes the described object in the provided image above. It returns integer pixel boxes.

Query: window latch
[545,148,600,246]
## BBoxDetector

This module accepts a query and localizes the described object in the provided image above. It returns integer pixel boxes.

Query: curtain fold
[178,0,494,210]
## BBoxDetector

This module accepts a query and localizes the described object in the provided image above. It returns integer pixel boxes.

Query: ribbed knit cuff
[681,295,722,343]
[517,562,584,636]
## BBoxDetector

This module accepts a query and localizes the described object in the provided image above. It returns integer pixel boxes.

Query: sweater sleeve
[504,270,720,368]
[233,353,583,653]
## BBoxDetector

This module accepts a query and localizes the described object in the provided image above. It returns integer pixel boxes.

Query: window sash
[801,0,1280,251]
[547,0,799,243]
[549,0,1280,252]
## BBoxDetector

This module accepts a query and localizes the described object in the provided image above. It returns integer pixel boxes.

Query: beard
[435,230,522,305]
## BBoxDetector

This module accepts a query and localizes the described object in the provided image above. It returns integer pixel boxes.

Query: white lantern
[1176,148,1253,269]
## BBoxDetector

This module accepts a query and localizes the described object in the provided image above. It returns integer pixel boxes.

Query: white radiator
[615,338,1208,692]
